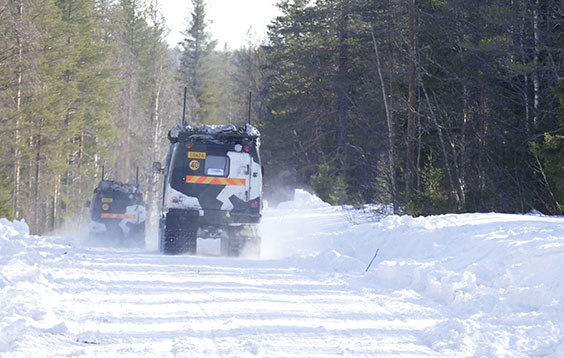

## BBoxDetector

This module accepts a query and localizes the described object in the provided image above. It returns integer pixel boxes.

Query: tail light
[243,144,252,153]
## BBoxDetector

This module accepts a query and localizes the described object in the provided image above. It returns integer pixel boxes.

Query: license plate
[188,152,206,159]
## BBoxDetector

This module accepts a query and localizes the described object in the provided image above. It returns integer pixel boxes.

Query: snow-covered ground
[1,189,564,357]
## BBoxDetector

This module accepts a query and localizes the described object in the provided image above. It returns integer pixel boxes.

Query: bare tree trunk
[337,6,349,165]
[50,177,59,232]
[77,132,84,230]
[371,29,397,213]
[532,0,540,128]
[121,1,138,182]
[27,135,33,222]
[457,86,468,207]
[13,0,24,219]
[534,155,561,213]
[60,0,73,231]
[418,71,461,205]
[520,0,531,135]
[149,64,163,233]
[94,135,100,180]
[406,0,417,196]
[478,93,488,197]
[34,132,42,232]
[123,79,132,181]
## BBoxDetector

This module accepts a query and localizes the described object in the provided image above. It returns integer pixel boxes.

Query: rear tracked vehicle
[154,123,263,256]
[88,180,146,247]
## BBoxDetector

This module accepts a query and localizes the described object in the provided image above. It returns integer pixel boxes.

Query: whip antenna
[182,86,188,127]
[248,92,252,125]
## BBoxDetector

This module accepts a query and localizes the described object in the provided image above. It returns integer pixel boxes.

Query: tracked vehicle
[154,123,263,256]
[87,179,146,247]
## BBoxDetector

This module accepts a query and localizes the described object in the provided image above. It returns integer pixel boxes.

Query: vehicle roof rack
[168,123,261,146]
[95,180,143,194]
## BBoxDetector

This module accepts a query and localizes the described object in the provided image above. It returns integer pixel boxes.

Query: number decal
[189,160,200,171]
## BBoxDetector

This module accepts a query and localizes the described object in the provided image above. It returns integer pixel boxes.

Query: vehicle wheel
[220,236,242,257]
[222,225,260,257]
[184,229,197,255]
[132,234,146,248]
[243,236,261,257]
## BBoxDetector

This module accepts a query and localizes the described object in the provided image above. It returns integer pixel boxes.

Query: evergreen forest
[0,0,562,234]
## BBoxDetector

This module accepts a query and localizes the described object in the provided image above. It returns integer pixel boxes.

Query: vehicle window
[205,156,228,176]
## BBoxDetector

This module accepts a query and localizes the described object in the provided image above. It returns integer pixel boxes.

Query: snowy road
[5,244,443,357]
[2,190,564,357]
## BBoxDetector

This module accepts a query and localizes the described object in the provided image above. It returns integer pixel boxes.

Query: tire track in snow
[10,245,444,357]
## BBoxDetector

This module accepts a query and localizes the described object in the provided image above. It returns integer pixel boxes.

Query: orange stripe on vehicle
[230,178,245,186]
[186,176,246,186]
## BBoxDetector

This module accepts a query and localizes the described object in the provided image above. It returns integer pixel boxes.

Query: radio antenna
[181,86,188,127]
[248,92,252,125]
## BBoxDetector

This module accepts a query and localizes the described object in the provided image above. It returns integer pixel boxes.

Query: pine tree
[0,0,118,233]
[108,0,152,183]
[263,0,393,205]
[0,0,70,231]
[178,0,218,124]
[0,0,23,220]
[263,0,341,196]
[231,38,270,126]
[51,0,117,231]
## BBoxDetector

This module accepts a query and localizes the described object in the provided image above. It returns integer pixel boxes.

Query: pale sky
[161,0,281,49]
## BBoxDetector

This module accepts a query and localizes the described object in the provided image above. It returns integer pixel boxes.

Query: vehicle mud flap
[163,226,197,255]
[221,225,261,257]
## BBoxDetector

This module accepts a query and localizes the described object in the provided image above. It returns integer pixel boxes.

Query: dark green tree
[52,0,117,231]
[263,0,348,204]
[261,0,563,214]
[178,0,218,124]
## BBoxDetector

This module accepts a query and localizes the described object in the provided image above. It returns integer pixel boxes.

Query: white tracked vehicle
[87,169,146,247]
[153,92,263,256]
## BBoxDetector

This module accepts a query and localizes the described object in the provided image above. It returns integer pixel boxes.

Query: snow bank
[0,219,30,286]
[261,191,564,356]
[368,213,564,310]
[0,220,72,352]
